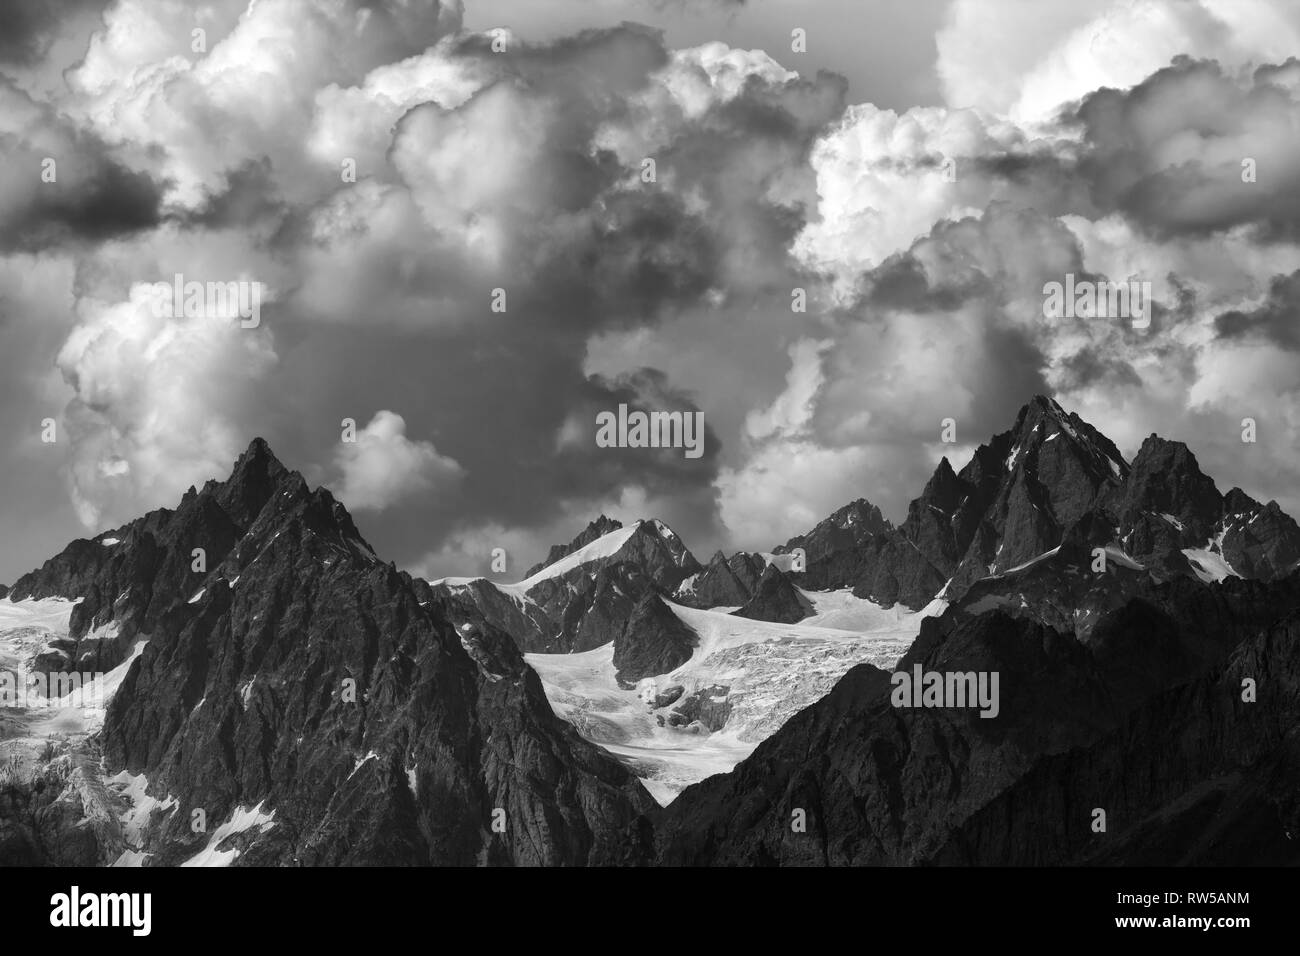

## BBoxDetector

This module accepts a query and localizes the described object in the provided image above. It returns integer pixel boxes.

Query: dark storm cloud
[1075,56,1300,240]
[183,160,289,231]
[0,85,163,251]
[0,155,162,252]
[862,252,987,312]
[1057,348,1144,391]
[712,68,848,140]
[447,21,670,96]
[0,0,109,66]
[546,189,722,325]
[1214,270,1300,349]
[970,151,1074,186]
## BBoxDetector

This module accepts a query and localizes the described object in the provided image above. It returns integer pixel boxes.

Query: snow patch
[514,524,640,590]
[180,802,277,867]
[348,750,378,779]
[986,546,1062,578]
[1183,549,1235,583]
[651,519,676,539]
[106,770,179,846]
[1103,545,1145,570]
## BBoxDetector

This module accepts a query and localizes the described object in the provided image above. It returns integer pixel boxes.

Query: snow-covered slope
[514,524,642,590]
[429,524,646,598]
[527,588,936,804]
[0,597,146,747]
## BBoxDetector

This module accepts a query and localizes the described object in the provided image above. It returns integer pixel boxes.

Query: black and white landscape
[2,0,1300,869]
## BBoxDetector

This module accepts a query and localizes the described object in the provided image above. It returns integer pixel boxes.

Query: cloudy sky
[2,0,1299,585]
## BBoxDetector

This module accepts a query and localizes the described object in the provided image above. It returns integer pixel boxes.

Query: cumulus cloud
[55,283,278,528]
[1074,56,1300,239]
[718,339,879,545]
[1214,269,1300,349]
[5,0,1300,584]
[0,81,162,251]
[65,0,462,208]
[792,102,1081,286]
[334,411,464,512]
[937,0,1300,122]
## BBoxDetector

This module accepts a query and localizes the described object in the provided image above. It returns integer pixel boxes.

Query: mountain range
[3,395,1299,865]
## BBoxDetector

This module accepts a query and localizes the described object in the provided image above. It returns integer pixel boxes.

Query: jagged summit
[523,514,625,578]
[522,515,700,586]
[676,549,767,608]
[782,395,1300,611]
[7,437,380,649]
[497,515,703,652]
[5,438,656,866]
[1005,394,1129,481]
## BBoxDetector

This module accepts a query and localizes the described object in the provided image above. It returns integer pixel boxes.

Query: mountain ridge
[6,396,1300,866]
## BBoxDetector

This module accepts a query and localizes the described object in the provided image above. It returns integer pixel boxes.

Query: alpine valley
[3,396,1299,866]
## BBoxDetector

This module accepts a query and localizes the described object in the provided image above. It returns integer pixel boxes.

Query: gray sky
[463,0,949,110]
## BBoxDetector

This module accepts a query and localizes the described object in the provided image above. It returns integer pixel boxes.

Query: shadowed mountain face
[676,550,767,609]
[2,441,657,866]
[656,574,1300,865]
[731,564,811,624]
[612,592,698,688]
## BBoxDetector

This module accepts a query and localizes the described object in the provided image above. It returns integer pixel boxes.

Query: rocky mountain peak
[833,498,891,535]
[1223,487,1259,515]
[732,563,811,624]
[522,515,626,578]
[612,591,697,688]
[587,514,622,536]
[629,519,700,575]
[499,515,702,653]
[7,438,377,665]
[676,549,767,609]
[1119,434,1222,536]
[214,437,292,528]
[916,456,964,514]
[787,396,1141,609]
[1007,395,1129,482]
